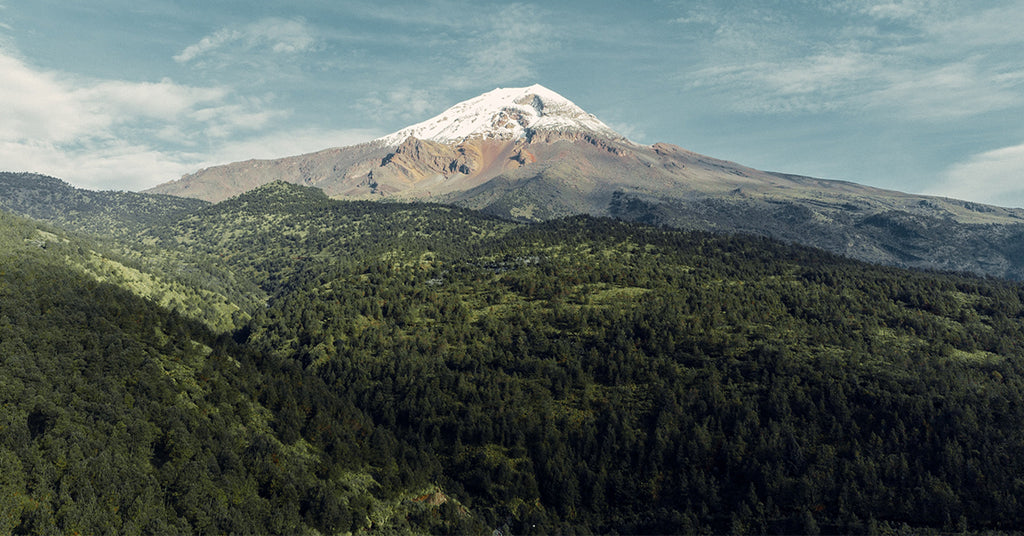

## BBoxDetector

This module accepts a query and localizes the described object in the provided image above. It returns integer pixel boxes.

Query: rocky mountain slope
[146,85,1024,279]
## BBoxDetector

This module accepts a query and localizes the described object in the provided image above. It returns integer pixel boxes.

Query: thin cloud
[174,28,243,63]
[922,1,1024,47]
[75,79,227,122]
[863,61,1023,119]
[0,50,311,190]
[0,7,13,51]
[0,137,201,191]
[827,0,954,22]
[0,53,100,142]
[174,17,318,64]
[349,3,556,125]
[601,118,645,144]
[192,105,287,140]
[459,4,554,86]
[681,1,1024,120]
[357,87,439,125]
[929,143,1024,208]
[865,4,919,20]
[671,5,719,26]
[207,127,382,164]
[688,50,877,114]
[332,0,469,28]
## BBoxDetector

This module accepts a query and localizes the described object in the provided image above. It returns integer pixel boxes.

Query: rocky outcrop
[525,129,629,156]
[509,147,536,166]
[363,136,487,193]
[380,136,477,178]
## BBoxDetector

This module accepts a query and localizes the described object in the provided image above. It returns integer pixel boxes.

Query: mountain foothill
[3,84,1024,534]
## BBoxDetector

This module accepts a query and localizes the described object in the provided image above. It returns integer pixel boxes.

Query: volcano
[147,84,1024,278]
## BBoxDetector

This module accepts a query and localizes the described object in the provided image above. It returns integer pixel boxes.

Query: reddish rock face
[146,84,637,202]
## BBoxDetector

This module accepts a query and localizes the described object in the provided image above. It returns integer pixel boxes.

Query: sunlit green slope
[5,180,1024,534]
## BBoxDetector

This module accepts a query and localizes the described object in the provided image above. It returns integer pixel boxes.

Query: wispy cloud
[929,142,1024,208]
[357,87,440,125]
[75,79,229,123]
[341,2,556,121]
[690,49,877,113]
[174,17,318,64]
[856,0,945,22]
[0,4,14,52]
[208,127,382,164]
[681,1,1024,120]
[0,50,330,190]
[864,60,1022,119]
[457,4,554,87]
[920,1,1024,47]
[671,5,719,26]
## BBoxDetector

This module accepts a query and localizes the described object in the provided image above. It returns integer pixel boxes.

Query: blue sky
[2,1,1024,207]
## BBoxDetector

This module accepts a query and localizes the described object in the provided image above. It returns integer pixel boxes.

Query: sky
[2,1,1024,207]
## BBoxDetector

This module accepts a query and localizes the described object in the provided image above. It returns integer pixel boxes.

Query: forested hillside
[0,172,208,237]
[137,182,518,293]
[4,181,1024,533]
[0,208,482,535]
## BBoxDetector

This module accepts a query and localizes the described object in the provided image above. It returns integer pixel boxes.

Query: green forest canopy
[2,182,1024,534]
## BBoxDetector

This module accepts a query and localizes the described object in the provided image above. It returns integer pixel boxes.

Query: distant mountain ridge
[139,84,1024,279]
[146,84,635,203]
[0,171,209,236]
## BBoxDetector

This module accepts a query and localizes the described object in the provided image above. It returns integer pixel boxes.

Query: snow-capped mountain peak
[375,84,625,146]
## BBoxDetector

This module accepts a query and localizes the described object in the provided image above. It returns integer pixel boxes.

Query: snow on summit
[376,84,625,146]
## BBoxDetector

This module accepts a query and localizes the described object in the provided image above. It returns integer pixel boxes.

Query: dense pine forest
[4,179,1024,534]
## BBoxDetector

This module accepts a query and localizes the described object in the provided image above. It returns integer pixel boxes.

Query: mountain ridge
[136,84,1024,280]
[0,171,209,236]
